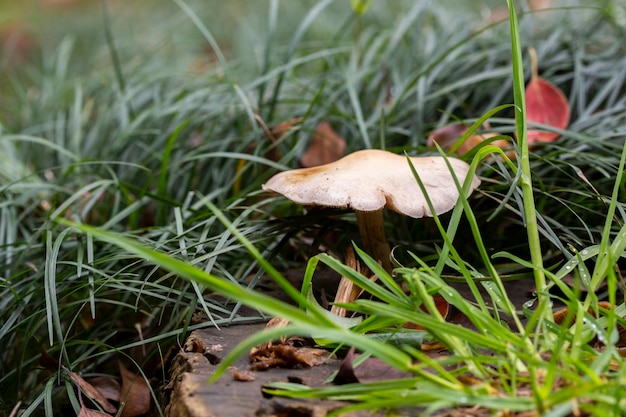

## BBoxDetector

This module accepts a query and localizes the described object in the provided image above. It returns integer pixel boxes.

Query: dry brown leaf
[118,362,151,417]
[69,372,117,414]
[77,406,112,417]
[39,346,60,370]
[86,376,121,404]
[300,122,346,168]
[269,117,303,139]
[457,133,512,157]
[40,347,118,414]
[427,124,511,157]
[426,123,471,149]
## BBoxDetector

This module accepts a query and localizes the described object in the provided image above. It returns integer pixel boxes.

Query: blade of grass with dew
[590,138,626,289]
[506,0,549,319]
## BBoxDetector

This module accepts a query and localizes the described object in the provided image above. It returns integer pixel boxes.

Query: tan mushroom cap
[262,149,480,218]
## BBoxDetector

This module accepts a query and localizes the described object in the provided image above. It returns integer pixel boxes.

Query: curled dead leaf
[69,372,118,414]
[86,376,121,404]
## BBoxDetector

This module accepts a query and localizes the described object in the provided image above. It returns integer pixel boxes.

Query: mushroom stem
[355,209,393,272]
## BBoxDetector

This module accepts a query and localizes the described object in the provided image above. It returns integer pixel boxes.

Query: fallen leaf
[525,47,570,144]
[269,117,303,139]
[300,122,346,168]
[455,133,511,156]
[118,362,151,417]
[40,347,118,414]
[69,372,118,414]
[403,295,450,331]
[427,124,511,157]
[554,301,614,325]
[77,406,111,417]
[39,346,60,370]
[426,123,471,149]
[86,376,121,404]
[552,301,626,347]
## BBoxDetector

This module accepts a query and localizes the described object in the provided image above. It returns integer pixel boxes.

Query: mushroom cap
[262,149,480,218]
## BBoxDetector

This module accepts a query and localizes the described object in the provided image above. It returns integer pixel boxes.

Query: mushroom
[262,149,480,272]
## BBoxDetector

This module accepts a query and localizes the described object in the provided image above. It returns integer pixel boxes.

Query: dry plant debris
[300,121,346,168]
[38,347,152,417]
[249,317,332,371]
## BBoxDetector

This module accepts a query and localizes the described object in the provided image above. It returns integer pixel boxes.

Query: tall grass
[2,0,626,416]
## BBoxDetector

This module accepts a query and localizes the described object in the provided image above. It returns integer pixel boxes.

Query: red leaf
[403,295,450,331]
[525,47,570,144]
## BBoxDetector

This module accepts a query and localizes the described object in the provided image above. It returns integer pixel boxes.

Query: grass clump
[2,0,626,416]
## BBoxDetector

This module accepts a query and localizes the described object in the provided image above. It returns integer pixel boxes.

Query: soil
[158,268,539,417]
